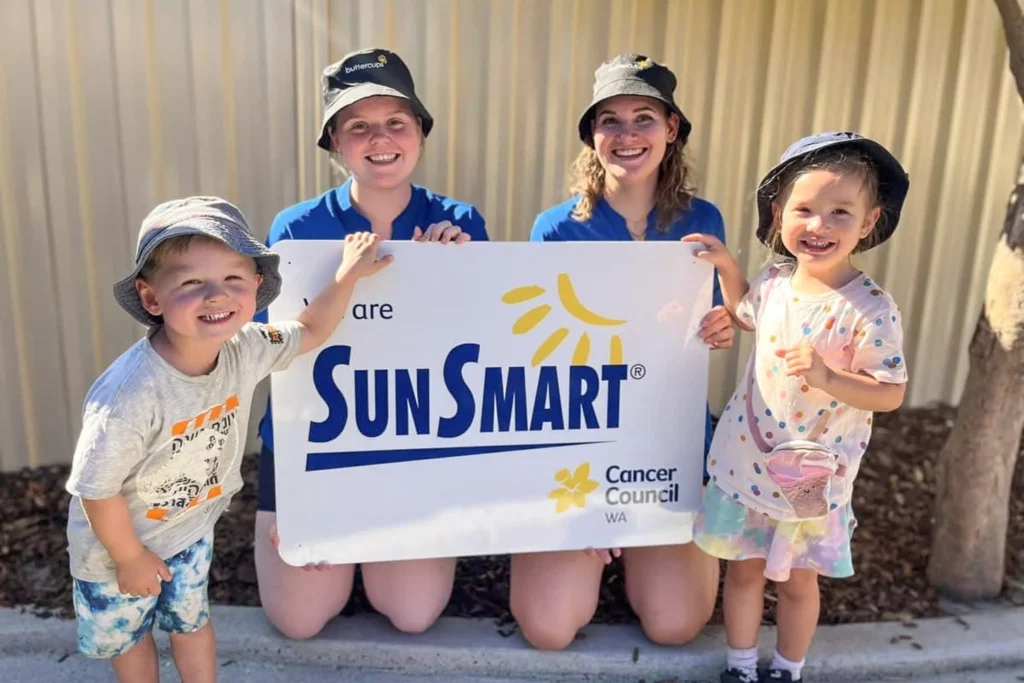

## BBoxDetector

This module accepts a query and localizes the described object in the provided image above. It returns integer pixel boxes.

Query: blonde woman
[517,54,730,649]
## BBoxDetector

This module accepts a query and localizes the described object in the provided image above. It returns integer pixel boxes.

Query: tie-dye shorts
[693,482,856,582]
[72,531,214,658]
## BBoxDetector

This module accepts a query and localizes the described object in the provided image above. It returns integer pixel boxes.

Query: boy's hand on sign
[413,221,471,244]
[116,549,171,597]
[340,232,393,280]
[584,547,622,565]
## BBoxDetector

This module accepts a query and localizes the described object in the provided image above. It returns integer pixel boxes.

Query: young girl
[518,54,731,650]
[254,47,487,640]
[685,132,910,682]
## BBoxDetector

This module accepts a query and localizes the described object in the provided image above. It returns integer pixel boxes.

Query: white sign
[269,241,713,566]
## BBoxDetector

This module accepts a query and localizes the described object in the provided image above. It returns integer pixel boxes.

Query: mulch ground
[2,405,1021,634]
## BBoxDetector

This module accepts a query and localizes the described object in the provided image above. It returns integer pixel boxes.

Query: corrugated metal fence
[1,0,1021,470]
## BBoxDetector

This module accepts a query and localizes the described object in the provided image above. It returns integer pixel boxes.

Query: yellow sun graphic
[548,462,600,513]
[502,273,626,367]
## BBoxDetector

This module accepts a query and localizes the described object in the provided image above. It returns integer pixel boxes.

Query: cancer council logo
[547,462,599,513]
[501,273,627,366]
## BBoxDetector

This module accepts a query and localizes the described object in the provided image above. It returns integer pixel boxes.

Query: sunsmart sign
[269,241,712,566]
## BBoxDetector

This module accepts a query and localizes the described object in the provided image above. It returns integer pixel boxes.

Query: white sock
[727,645,759,673]
[770,649,805,680]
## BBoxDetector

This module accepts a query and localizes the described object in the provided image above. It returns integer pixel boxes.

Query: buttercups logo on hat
[318,48,433,151]
[755,131,911,252]
[577,53,692,146]
[113,197,282,326]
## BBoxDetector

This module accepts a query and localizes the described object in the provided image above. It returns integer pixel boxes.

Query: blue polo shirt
[530,195,726,460]
[257,178,488,452]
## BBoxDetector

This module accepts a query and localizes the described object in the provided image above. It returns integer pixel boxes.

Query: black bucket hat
[317,48,433,151]
[756,131,910,252]
[577,54,692,146]
[114,197,281,326]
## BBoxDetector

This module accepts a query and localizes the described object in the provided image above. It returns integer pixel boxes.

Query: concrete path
[2,603,1021,682]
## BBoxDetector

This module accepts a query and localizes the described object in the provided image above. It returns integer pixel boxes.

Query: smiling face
[136,236,262,346]
[328,96,423,190]
[773,168,881,277]
[591,95,679,187]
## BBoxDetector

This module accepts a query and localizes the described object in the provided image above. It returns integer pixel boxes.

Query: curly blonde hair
[569,118,697,233]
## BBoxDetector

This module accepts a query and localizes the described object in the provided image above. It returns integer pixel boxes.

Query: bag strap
[742,268,830,452]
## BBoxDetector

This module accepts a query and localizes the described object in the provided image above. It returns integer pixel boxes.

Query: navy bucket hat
[577,54,691,146]
[756,131,910,253]
[317,48,433,151]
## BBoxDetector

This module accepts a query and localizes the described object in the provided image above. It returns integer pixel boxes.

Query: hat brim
[317,83,434,151]
[577,78,692,145]
[113,223,282,327]
[755,139,910,253]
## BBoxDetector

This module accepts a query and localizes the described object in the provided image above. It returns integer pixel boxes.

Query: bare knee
[264,608,329,640]
[384,605,444,634]
[642,614,705,646]
[776,571,818,602]
[512,606,581,651]
[727,560,767,588]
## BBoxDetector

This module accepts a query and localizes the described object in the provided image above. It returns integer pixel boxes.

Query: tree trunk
[926,154,1024,598]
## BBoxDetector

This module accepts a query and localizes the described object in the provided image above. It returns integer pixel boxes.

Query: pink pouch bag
[743,269,847,520]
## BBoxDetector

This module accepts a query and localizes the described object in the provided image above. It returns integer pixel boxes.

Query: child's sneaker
[762,669,799,682]
[720,668,759,683]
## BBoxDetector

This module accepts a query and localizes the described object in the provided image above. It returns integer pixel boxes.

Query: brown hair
[765,147,886,258]
[569,106,696,233]
[138,234,248,281]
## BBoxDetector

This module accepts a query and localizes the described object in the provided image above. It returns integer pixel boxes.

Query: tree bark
[926,150,1024,598]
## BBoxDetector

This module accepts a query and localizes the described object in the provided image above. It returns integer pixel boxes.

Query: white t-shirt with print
[65,322,302,581]
[707,264,908,519]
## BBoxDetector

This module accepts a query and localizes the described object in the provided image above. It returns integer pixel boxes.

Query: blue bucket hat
[756,131,910,252]
[113,197,281,326]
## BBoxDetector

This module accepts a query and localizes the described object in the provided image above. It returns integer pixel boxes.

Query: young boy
[65,196,390,682]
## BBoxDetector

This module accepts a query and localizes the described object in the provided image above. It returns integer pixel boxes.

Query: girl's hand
[340,232,393,280]
[116,549,171,597]
[413,221,471,244]
[268,522,333,573]
[682,233,735,269]
[779,345,830,389]
[584,547,622,565]
[699,306,735,349]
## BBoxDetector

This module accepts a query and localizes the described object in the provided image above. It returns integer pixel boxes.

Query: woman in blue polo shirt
[254,48,487,640]
[512,54,731,650]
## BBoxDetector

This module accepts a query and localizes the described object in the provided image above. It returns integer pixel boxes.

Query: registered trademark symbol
[630,364,646,379]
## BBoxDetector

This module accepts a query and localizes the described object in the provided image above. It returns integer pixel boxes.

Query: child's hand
[268,522,333,573]
[584,547,622,565]
[682,233,735,269]
[116,549,171,597]
[339,232,394,280]
[779,345,830,389]
[699,306,735,349]
[412,221,471,244]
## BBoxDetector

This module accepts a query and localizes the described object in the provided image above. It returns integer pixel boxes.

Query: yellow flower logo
[378,55,388,64]
[548,462,599,513]
[502,273,626,367]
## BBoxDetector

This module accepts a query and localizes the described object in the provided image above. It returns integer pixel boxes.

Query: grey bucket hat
[113,196,282,326]
[577,54,692,146]
[317,48,433,151]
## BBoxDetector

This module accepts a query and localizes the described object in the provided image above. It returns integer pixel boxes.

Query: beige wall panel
[2,0,1022,470]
